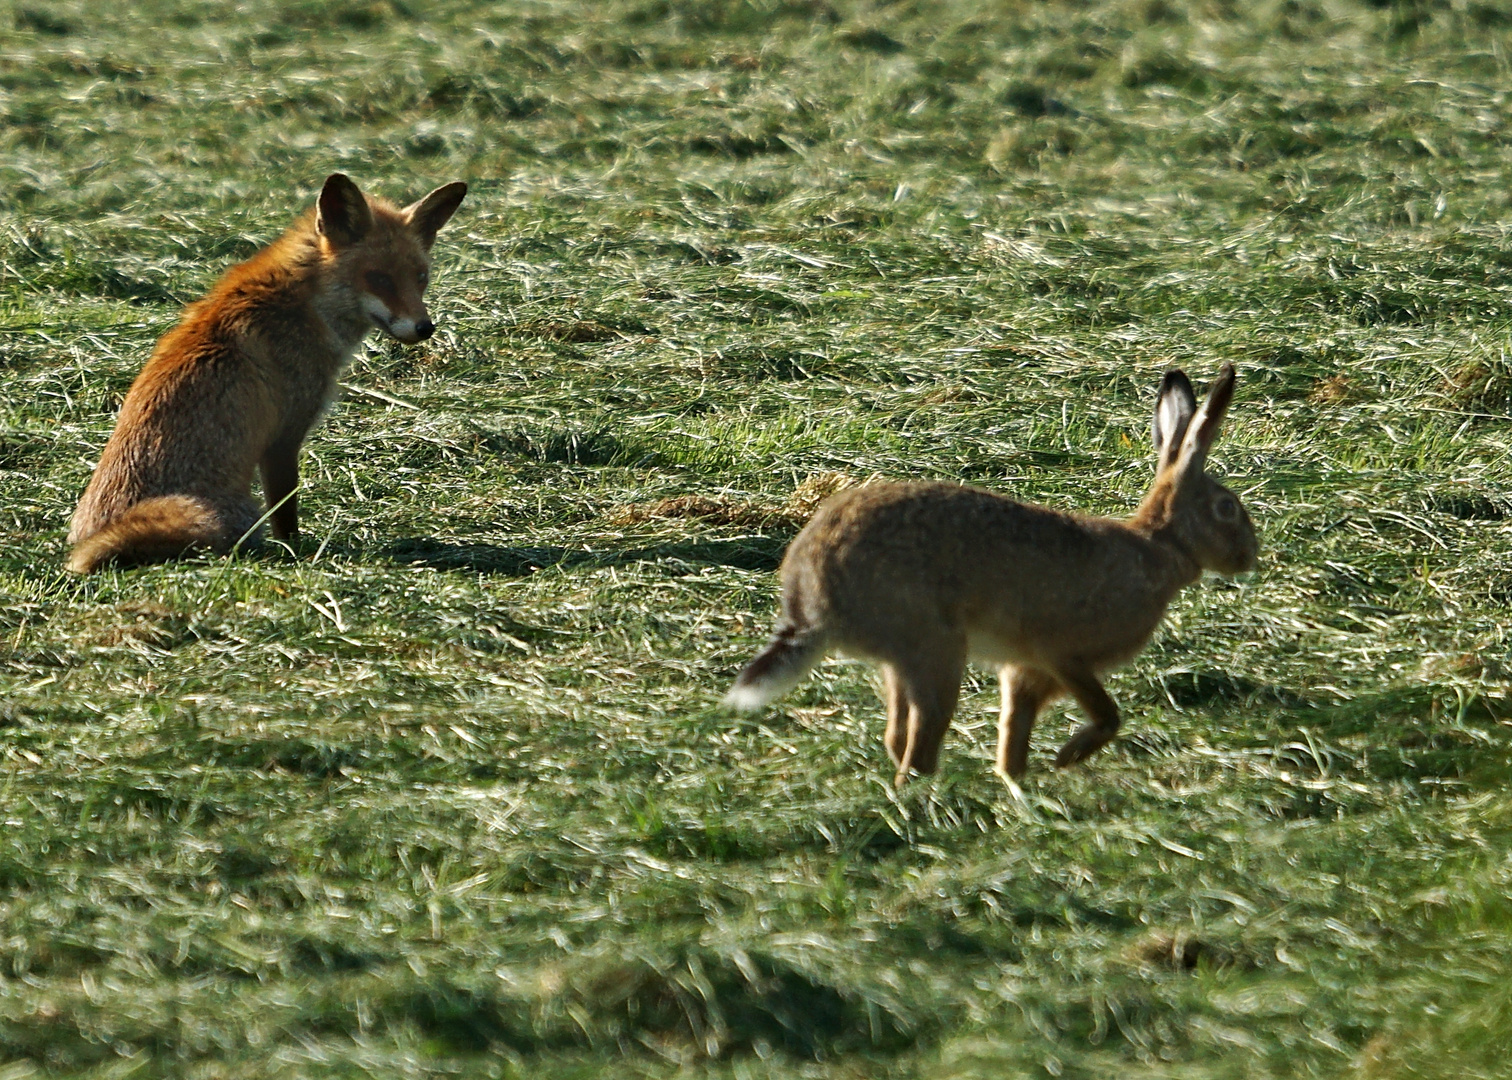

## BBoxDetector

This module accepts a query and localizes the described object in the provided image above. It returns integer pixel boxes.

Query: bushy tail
[724,624,825,711]
[66,496,228,574]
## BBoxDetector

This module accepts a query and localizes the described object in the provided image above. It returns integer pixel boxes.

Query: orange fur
[66,174,466,573]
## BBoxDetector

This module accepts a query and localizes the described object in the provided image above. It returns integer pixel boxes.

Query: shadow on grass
[378,535,787,575]
[345,943,923,1060]
[8,531,787,582]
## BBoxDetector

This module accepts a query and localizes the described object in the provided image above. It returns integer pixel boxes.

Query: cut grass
[4,0,1512,1076]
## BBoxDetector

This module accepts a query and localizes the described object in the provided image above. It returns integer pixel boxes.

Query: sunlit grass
[2,0,1512,1076]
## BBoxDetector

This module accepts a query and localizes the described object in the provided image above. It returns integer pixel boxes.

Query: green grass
[4,0,1512,1075]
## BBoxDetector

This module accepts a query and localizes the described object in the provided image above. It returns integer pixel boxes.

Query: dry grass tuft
[783,471,863,517]
[71,601,195,650]
[1308,374,1364,404]
[1123,930,1241,971]
[605,494,792,529]
[514,318,627,343]
[1441,354,1512,412]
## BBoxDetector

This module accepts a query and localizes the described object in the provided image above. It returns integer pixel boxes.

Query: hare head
[1142,362,1259,576]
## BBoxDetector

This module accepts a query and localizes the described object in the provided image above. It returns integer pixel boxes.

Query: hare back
[780,482,1180,671]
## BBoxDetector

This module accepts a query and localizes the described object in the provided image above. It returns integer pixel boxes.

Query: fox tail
[66,496,232,574]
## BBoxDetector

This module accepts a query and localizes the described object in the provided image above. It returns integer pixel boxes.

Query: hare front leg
[889,647,966,787]
[1051,666,1122,768]
[995,666,1058,780]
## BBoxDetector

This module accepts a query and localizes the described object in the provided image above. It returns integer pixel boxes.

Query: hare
[725,364,1258,785]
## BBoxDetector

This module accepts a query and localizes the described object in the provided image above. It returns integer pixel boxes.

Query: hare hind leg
[881,664,910,767]
[995,666,1059,780]
[1051,667,1122,769]
[888,647,966,787]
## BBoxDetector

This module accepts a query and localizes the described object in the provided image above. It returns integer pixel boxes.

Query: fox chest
[251,340,355,446]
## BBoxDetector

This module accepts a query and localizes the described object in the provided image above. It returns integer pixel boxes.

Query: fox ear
[1152,369,1196,474]
[403,181,468,249]
[316,174,372,247]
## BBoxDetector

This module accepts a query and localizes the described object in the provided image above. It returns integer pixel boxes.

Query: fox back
[67,173,466,573]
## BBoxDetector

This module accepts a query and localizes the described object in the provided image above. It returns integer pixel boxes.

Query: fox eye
[1214,495,1239,523]
[365,271,395,294]
[418,267,430,288]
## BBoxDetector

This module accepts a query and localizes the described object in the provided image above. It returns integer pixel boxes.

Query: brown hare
[726,364,1258,786]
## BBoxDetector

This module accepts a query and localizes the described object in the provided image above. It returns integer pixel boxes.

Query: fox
[65,173,467,574]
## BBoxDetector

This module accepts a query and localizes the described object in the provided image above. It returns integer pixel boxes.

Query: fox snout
[359,292,435,344]
[376,313,435,344]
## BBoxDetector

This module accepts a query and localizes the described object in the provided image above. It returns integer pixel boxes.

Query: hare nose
[415,319,435,340]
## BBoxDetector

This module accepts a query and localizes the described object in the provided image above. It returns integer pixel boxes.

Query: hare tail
[724,624,824,710]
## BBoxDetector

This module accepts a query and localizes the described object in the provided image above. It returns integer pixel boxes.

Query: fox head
[315,173,468,344]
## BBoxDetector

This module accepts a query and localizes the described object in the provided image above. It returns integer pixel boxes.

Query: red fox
[66,173,467,573]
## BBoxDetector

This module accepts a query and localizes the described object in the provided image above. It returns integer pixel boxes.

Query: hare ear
[316,174,372,248]
[1172,363,1236,478]
[1153,369,1196,473]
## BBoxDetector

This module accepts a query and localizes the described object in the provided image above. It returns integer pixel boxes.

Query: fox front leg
[260,441,301,542]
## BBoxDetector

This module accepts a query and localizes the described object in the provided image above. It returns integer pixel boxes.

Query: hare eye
[1214,495,1239,523]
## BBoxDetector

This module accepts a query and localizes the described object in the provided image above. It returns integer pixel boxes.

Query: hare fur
[726,364,1259,785]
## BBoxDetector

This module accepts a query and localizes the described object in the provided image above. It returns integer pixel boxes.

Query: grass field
[4,0,1512,1075]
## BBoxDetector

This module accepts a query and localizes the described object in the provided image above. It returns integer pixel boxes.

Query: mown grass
[4,0,1512,1075]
